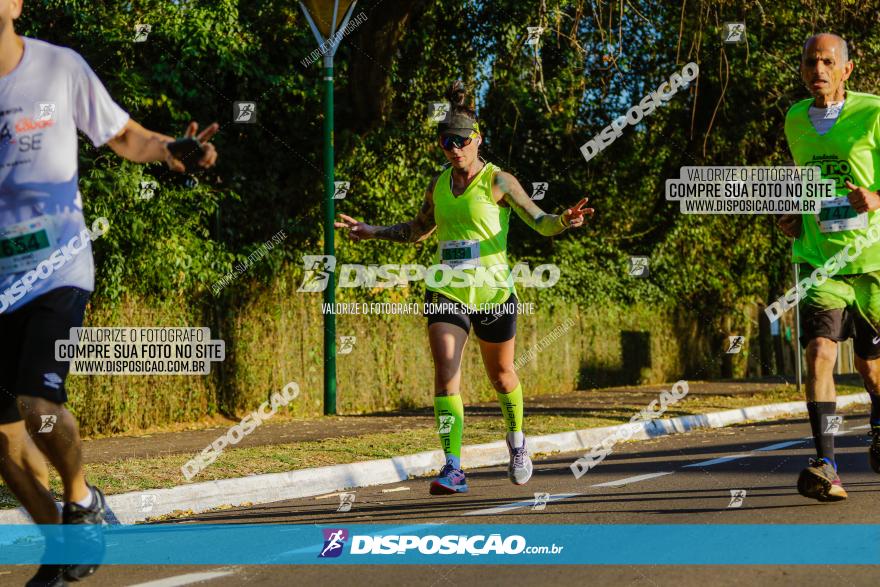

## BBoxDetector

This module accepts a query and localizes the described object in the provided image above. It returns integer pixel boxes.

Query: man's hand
[165,121,219,173]
[845,180,880,213]
[776,214,802,237]
[108,119,219,169]
[334,214,376,242]
[561,198,595,229]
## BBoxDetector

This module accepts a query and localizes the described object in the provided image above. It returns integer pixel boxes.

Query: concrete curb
[0,392,870,525]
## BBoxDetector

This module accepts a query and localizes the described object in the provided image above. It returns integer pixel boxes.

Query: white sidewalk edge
[0,392,870,525]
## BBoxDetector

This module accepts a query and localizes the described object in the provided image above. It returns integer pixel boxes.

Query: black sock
[870,392,880,429]
[807,401,837,466]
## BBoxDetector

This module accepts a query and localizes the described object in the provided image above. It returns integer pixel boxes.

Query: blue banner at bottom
[1,524,878,565]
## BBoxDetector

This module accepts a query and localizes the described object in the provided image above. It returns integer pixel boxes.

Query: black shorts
[423,290,517,343]
[0,287,89,424]
[800,305,880,360]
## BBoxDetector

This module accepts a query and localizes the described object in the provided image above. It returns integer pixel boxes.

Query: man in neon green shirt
[779,33,880,502]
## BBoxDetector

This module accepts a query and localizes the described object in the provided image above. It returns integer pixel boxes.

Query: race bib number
[0,216,57,275]
[818,197,867,233]
[440,239,480,268]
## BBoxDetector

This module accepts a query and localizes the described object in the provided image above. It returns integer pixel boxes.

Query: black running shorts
[799,304,880,360]
[0,287,90,424]
[423,290,517,343]
[798,264,880,360]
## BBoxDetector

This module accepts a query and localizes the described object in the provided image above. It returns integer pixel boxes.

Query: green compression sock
[434,395,464,469]
[497,383,524,433]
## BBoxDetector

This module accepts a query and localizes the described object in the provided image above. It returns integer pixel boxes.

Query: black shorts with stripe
[423,290,517,343]
[0,287,89,424]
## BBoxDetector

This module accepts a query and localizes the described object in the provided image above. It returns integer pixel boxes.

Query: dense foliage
[18,0,880,332]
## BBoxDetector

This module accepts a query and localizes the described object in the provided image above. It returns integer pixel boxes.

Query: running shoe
[61,485,107,582]
[870,428,880,474]
[797,458,848,502]
[507,436,533,485]
[430,462,469,495]
[26,564,67,586]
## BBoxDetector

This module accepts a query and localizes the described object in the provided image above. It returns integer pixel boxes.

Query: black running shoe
[797,458,848,502]
[26,564,67,586]
[61,486,107,582]
[870,428,880,474]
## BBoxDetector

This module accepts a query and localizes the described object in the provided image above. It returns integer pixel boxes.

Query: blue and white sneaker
[507,435,533,485]
[430,462,469,495]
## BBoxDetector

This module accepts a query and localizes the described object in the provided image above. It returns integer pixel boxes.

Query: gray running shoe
[507,436,533,485]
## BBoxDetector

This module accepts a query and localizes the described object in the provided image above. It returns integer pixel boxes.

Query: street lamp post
[299,0,359,415]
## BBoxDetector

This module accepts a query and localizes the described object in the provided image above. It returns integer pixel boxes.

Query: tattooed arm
[493,171,594,236]
[334,175,439,243]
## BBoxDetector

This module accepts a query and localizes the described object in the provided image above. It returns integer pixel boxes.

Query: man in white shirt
[0,1,218,584]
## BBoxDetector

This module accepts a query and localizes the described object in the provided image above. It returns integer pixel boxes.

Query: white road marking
[381,486,411,493]
[683,454,750,468]
[590,471,674,487]
[461,493,581,517]
[754,440,804,451]
[461,430,817,516]
[126,569,235,587]
[314,492,348,500]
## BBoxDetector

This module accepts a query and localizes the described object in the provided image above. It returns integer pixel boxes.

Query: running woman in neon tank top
[335,81,593,494]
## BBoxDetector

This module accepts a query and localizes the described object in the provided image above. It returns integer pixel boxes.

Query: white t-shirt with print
[0,37,129,313]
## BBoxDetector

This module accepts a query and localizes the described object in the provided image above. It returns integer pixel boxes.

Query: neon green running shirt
[784,91,880,274]
[426,162,517,307]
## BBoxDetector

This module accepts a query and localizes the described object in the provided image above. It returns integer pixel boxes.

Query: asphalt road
[4,411,880,586]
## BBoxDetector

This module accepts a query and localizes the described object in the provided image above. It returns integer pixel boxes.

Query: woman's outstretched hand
[562,198,594,229]
[334,213,376,242]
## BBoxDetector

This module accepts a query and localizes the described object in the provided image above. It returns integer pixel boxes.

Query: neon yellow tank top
[426,161,516,307]
[784,91,880,273]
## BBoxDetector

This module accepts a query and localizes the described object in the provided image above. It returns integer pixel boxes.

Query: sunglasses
[440,133,476,150]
